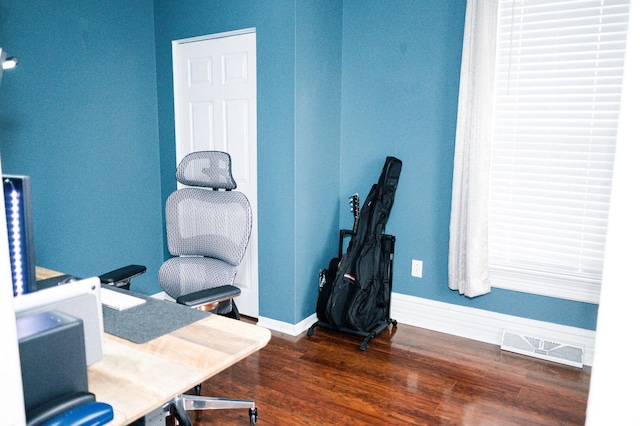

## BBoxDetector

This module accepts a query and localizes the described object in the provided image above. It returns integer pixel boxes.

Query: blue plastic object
[42,401,114,426]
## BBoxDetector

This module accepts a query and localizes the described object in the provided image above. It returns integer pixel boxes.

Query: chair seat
[158,257,237,300]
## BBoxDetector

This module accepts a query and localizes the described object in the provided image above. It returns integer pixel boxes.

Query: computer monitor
[13,277,104,365]
[3,174,37,296]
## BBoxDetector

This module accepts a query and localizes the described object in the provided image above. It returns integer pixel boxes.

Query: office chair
[158,150,252,318]
[100,151,251,319]
[160,150,256,425]
[99,151,256,425]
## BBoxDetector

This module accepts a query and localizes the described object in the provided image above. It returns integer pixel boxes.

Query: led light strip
[4,179,25,295]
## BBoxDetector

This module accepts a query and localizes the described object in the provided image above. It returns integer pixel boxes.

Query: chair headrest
[176,151,237,190]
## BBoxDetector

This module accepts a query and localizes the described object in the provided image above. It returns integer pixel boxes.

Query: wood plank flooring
[191,320,591,425]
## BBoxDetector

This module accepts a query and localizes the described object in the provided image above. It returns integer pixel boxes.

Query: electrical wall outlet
[411,259,423,278]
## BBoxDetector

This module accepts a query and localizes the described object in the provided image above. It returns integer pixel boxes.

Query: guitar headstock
[349,193,360,233]
[349,193,360,217]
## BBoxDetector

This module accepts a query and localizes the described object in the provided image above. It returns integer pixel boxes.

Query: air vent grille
[501,330,584,368]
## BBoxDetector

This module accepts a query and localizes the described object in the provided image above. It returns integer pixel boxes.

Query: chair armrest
[99,264,146,289]
[27,391,96,426]
[42,401,113,426]
[176,285,241,308]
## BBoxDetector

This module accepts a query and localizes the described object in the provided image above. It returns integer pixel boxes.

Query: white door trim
[173,27,256,45]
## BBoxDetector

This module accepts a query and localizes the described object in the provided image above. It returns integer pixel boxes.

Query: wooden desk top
[35,266,64,280]
[35,267,271,425]
[97,314,270,425]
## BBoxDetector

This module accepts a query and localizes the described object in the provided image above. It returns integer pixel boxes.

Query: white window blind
[488,0,631,303]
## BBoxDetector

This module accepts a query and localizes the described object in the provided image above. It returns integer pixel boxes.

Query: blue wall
[0,0,598,330]
[153,0,343,324]
[0,0,164,293]
[152,0,300,320]
[293,2,343,323]
[339,1,598,330]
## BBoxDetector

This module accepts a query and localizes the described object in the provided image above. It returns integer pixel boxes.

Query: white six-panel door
[172,29,258,318]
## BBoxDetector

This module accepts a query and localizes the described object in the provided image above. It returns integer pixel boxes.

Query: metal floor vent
[500,330,584,368]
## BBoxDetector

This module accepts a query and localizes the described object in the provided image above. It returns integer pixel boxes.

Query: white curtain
[448,0,499,297]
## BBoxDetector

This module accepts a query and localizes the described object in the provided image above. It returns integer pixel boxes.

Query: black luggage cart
[307,229,397,351]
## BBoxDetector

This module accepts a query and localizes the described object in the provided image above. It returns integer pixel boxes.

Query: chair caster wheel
[249,407,258,425]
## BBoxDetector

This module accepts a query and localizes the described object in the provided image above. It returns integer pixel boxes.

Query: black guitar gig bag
[324,156,402,332]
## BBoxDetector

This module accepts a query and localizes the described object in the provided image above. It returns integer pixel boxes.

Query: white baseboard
[257,292,596,366]
[390,292,596,366]
[257,313,318,336]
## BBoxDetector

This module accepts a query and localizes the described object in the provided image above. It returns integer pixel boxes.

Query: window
[488,0,631,303]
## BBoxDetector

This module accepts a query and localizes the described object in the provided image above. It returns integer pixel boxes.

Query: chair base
[165,394,257,426]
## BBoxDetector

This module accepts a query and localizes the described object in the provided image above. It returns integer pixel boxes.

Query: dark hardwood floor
[192,320,591,425]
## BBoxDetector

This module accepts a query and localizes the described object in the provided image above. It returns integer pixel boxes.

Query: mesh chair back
[165,189,251,265]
